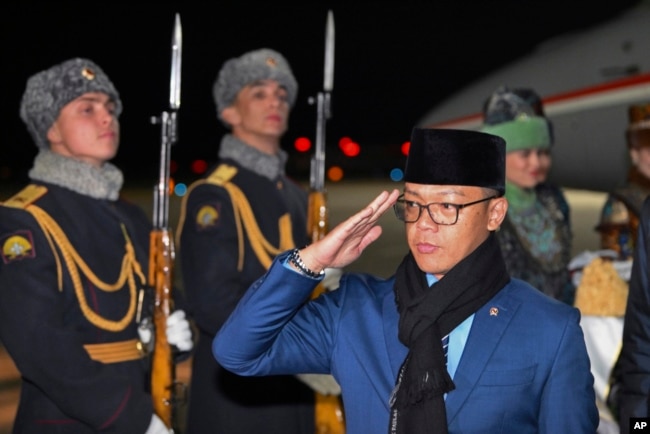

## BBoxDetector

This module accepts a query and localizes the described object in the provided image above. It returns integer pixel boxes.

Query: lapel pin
[489,307,499,316]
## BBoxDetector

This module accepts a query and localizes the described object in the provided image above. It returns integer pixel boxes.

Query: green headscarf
[480,115,552,152]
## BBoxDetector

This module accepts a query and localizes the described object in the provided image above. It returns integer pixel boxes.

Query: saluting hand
[299,189,400,271]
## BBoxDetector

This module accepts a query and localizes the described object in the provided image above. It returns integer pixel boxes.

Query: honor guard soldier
[177,48,340,433]
[0,58,193,434]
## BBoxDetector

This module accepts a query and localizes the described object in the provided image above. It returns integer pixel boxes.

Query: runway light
[339,137,360,157]
[328,165,344,182]
[191,159,208,175]
[401,141,410,156]
[294,137,311,152]
[174,182,188,197]
[390,168,404,182]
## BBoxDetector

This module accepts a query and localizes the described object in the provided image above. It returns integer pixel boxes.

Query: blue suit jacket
[214,251,599,434]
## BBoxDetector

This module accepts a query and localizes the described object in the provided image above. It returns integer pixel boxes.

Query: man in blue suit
[213,128,599,433]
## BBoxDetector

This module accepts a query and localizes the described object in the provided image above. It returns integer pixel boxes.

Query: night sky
[0,2,639,187]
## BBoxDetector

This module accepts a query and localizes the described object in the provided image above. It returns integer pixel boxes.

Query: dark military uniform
[177,137,314,433]
[0,182,155,433]
[616,196,650,432]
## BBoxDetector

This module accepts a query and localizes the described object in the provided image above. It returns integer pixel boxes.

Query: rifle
[148,13,183,432]
[308,9,334,264]
[307,10,346,434]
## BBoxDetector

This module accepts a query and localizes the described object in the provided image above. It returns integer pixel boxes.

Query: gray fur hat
[20,58,122,149]
[213,48,298,119]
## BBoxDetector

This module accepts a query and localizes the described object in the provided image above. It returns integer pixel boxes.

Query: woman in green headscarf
[481,86,575,305]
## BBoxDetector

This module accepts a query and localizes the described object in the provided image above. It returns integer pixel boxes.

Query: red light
[401,141,410,156]
[339,137,360,157]
[294,137,311,152]
[170,159,178,174]
[341,140,361,157]
[191,159,208,174]
[338,137,352,150]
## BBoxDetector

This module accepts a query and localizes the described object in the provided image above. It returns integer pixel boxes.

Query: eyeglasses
[393,194,497,225]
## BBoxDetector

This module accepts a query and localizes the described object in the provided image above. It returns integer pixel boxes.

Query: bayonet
[170,13,182,111]
[152,13,182,230]
[323,10,335,93]
[309,10,334,233]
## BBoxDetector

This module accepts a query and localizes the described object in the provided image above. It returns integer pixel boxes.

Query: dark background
[0,2,640,188]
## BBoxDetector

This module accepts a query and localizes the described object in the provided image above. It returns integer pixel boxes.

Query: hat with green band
[479,86,553,152]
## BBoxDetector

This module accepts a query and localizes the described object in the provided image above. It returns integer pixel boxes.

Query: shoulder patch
[206,164,238,186]
[2,184,48,209]
[1,230,36,263]
[196,204,221,230]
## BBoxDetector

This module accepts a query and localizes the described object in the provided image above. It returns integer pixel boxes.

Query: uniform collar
[219,134,288,181]
[28,149,123,200]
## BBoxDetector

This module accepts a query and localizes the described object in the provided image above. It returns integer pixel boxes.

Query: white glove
[322,267,343,291]
[145,414,172,434]
[138,311,193,352]
[138,317,153,352]
[296,373,342,396]
[166,310,193,352]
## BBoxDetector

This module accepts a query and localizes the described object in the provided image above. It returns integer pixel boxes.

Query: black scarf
[389,232,510,434]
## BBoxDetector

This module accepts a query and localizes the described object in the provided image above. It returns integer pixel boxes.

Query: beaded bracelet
[288,248,325,279]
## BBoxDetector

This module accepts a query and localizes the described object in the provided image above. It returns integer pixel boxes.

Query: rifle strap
[4,185,145,332]
[179,164,294,271]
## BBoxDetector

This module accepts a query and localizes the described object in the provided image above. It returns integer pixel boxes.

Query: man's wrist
[288,248,325,279]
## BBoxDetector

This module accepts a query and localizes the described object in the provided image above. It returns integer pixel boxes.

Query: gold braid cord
[26,205,145,332]
[223,182,295,270]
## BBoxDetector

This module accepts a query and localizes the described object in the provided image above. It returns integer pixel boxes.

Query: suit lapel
[445,286,521,423]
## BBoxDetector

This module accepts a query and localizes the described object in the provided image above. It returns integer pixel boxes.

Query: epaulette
[205,164,238,186]
[2,184,48,209]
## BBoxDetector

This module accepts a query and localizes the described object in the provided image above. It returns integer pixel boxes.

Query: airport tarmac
[0,180,608,432]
